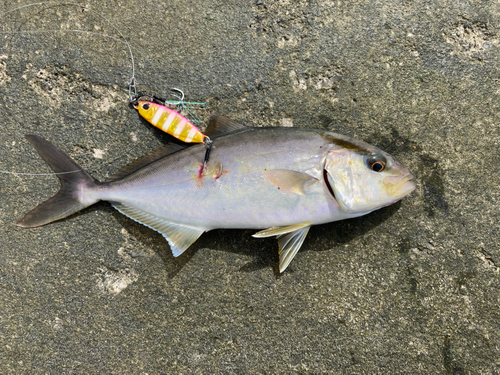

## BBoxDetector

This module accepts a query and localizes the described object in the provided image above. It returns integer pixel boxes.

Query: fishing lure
[132,92,213,166]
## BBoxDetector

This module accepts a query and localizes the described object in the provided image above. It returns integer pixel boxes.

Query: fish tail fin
[15,134,100,228]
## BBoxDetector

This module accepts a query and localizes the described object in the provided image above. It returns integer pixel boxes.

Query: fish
[16,115,416,272]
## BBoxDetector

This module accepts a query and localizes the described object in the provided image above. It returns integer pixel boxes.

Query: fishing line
[1,29,129,46]
[0,1,208,178]
[0,1,137,98]
[0,1,138,177]
[0,169,82,176]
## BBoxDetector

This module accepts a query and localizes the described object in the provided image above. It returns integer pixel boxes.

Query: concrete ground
[1,0,499,373]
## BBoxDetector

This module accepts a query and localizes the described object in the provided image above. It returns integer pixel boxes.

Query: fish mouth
[385,173,416,200]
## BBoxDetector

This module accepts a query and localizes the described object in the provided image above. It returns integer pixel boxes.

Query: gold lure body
[136,101,206,144]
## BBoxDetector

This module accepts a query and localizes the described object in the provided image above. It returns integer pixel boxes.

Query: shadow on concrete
[109,197,403,279]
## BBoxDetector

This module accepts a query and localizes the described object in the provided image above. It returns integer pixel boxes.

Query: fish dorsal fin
[107,143,186,182]
[204,114,249,138]
[264,169,318,195]
[277,226,310,272]
[112,203,204,256]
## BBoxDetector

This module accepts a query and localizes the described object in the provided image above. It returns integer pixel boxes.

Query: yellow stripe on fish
[136,101,206,143]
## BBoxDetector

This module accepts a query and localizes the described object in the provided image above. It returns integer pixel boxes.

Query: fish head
[136,101,160,122]
[323,136,415,215]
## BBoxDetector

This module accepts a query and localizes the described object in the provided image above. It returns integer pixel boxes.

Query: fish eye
[365,153,387,172]
[142,103,150,110]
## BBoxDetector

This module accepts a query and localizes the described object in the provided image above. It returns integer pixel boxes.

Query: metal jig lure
[131,90,213,167]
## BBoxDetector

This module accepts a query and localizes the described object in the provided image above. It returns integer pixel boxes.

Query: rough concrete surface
[0,0,499,373]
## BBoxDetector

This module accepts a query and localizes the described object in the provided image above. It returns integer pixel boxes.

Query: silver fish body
[101,128,352,229]
[17,116,416,271]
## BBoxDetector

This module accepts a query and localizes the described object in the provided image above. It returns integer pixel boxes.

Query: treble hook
[169,87,185,101]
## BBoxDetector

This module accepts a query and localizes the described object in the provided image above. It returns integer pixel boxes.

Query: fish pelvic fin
[16,135,100,228]
[252,222,311,238]
[111,203,204,256]
[277,226,310,273]
[252,222,311,272]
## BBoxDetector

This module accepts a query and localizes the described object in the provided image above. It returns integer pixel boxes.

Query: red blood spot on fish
[195,162,228,182]
[197,164,204,179]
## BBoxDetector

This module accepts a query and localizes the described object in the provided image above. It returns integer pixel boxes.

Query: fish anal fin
[252,222,311,238]
[264,169,318,195]
[205,115,248,138]
[112,203,204,256]
[277,226,310,272]
[107,142,186,182]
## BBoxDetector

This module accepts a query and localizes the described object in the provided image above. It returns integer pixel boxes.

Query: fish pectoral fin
[277,226,311,272]
[112,203,204,257]
[264,169,318,195]
[252,222,311,238]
